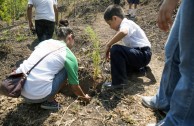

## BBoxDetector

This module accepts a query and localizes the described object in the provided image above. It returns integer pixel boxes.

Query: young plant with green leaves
[85,26,101,80]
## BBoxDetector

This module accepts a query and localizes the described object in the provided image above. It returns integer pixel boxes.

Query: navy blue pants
[110,44,152,86]
[35,19,55,42]
[113,0,120,4]
[127,0,140,4]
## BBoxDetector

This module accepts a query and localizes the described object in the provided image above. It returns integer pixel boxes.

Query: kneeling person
[15,27,90,109]
[103,5,152,89]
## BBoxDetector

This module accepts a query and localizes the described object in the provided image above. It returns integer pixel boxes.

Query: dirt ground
[0,0,169,126]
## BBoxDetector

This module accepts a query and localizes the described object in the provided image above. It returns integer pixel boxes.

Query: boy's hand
[105,44,111,62]
[10,70,16,75]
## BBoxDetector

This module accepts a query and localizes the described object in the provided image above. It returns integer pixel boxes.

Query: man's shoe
[142,96,168,116]
[142,96,156,109]
[41,100,61,110]
[103,82,128,90]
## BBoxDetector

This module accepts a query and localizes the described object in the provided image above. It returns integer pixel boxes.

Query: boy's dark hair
[104,5,125,21]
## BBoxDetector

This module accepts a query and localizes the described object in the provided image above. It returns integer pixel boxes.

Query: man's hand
[157,0,179,31]
[29,21,34,31]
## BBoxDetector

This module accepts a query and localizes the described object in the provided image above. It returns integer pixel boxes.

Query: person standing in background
[27,0,58,42]
[127,0,140,18]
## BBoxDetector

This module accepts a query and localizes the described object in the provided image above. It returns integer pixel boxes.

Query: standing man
[27,0,58,42]
[127,0,140,18]
[142,0,194,125]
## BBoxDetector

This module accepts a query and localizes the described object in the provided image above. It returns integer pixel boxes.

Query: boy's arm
[107,31,126,47]
[105,31,126,61]
[70,85,91,103]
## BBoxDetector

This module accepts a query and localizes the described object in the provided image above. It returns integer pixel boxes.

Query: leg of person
[111,45,129,87]
[105,45,151,89]
[142,4,181,113]
[35,20,45,42]
[127,0,133,15]
[41,68,68,110]
[45,20,55,40]
[103,45,129,89]
[127,47,152,79]
[163,0,194,125]
[47,68,68,101]
[132,0,139,17]
[134,0,139,9]
[134,3,138,9]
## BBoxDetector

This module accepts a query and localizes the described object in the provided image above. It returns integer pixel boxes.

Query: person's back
[30,0,56,22]
[27,0,58,42]
[119,18,150,48]
[17,39,71,99]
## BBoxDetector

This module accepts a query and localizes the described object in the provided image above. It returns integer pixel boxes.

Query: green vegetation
[85,26,101,80]
[16,34,27,42]
[0,30,9,41]
[0,43,13,53]
[0,0,27,24]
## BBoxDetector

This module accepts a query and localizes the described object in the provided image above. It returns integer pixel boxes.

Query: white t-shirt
[16,39,79,100]
[120,18,151,48]
[28,0,57,22]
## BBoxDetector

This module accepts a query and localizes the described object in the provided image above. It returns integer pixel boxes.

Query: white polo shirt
[120,18,151,48]
[28,0,57,22]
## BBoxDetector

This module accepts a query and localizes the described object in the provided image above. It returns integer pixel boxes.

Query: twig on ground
[57,98,79,126]
[80,117,105,125]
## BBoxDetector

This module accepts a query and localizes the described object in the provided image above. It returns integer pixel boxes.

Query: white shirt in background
[28,0,57,22]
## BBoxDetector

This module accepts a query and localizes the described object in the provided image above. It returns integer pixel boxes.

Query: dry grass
[0,0,168,125]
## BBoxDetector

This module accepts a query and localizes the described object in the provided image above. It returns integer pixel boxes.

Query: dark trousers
[35,19,55,42]
[110,44,152,86]
[113,0,120,4]
[127,0,140,4]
